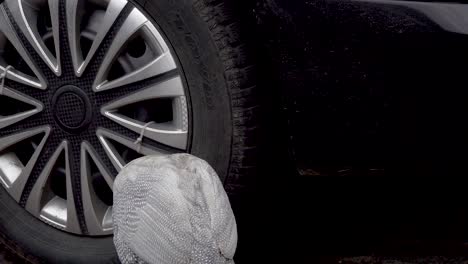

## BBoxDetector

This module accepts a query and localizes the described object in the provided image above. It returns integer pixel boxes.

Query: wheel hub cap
[52,85,93,133]
[0,0,189,236]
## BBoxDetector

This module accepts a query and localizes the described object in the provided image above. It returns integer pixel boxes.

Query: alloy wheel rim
[0,0,189,236]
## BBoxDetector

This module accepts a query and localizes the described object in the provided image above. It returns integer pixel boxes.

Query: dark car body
[230,2,468,261]
[244,0,468,178]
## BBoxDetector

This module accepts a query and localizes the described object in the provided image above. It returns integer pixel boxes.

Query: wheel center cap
[52,85,93,133]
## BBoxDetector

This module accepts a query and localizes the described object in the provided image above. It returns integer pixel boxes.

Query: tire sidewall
[136,0,233,181]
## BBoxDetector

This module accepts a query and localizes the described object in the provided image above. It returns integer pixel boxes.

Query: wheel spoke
[101,113,188,150]
[0,116,45,139]
[24,141,81,234]
[101,76,188,149]
[80,142,113,235]
[0,126,50,202]
[66,0,84,75]
[95,52,177,92]
[2,0,60,75]
[0,6,46,89]
[48,0,62,75]
[75,0,128,76]
[102,76,185,106]
[97,127,169,171]
[93,7,178,91]
[0,87,43,129]
[0,65,42,89]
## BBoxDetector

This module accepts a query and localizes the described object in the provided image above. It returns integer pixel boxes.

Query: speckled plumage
[113,154,237,264]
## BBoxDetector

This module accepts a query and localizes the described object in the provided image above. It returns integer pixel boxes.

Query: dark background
[231,0,468,263]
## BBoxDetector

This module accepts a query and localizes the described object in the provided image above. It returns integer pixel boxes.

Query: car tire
[0,0,257,263]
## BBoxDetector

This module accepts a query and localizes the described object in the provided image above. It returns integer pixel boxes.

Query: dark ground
[232,175,468,263]
[0,244,16,264]
[4,182,468,264]
[0,248,11,264]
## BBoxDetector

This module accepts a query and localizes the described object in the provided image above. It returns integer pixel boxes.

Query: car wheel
[0,0,257,262]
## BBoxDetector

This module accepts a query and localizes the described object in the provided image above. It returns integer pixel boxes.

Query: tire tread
[193,0,259,192]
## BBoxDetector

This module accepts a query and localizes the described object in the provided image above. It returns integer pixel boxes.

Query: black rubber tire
[139,0,258,192]
[0,0,257,263]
